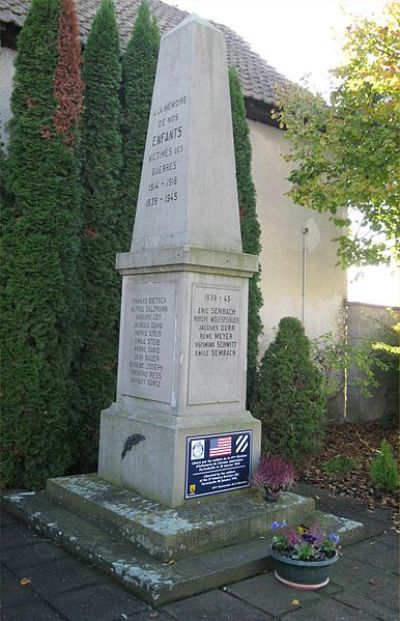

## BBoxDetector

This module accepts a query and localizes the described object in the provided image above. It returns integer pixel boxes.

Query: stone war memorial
[4,15,363,606]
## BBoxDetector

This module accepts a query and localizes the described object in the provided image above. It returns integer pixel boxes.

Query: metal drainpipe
[301,227,309,326]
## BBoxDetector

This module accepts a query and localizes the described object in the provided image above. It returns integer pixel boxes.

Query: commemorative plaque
[185,431,252,498]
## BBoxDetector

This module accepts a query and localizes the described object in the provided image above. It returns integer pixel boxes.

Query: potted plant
[270,521,340,590]
[251,455,295,501]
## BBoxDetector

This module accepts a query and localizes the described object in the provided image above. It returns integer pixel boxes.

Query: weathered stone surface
[3,488,365,607]
[313,510,365,546]
[132,15,241,254]
[98,15,261,507]
[46,474,314,561]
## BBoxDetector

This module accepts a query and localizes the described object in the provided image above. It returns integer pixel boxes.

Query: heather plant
[369,439,399,494]
[254,317,327,461]
[251,455,295,494]
[1,0,83,488]
[75,0,123,470]
[229,68,263,407]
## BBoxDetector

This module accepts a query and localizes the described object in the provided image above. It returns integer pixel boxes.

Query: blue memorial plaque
[185,430,252,498]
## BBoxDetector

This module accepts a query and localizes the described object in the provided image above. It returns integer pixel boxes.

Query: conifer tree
[255,317,326,461]
[120,1,160,250]
[76,0,123,469]
[229,68,263,406]
[0,0,83,488]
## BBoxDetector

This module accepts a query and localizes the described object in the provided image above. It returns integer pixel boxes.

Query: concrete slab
[1,599,65,621]
[0,540,69,571]
[314,510,365,546]
[280,598,378,621]
[345,539,399,574]
[46,474,315,561]
[334,591,398,621]
[163,589,272,621]
[47,582,149,621]
[331,555,399,610]
[10,557,108,598]
[226,572,322,617]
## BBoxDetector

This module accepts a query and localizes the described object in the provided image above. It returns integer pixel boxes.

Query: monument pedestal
[98,247,260,507]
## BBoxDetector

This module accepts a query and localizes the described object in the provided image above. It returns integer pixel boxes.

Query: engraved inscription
[189,285,241,404]
[142,95,188,210]
[119,281,175,403]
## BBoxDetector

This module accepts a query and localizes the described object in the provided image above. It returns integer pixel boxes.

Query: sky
[172,0,399,307]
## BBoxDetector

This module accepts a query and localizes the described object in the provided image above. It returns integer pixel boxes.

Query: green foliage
[273,2,400,267]
[229,68,263,406]
[323,455,355,475]
[120,1,160,250]
[1,0,83,488]
[255,317,327,461]
[369,439,399,493]
[75,0,123,469]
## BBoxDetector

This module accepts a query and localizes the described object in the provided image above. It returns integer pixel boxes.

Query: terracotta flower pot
[270,546,338,590]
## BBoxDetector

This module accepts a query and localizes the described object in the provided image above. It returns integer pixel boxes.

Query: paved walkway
[1,485,399,621]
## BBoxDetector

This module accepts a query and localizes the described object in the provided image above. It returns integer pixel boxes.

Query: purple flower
[328,532,340,545]
[271,520,287,529]
[286,528,301,546]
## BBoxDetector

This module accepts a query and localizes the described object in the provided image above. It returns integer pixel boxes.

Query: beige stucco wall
[249,120,347,351]
[0,47,16,147]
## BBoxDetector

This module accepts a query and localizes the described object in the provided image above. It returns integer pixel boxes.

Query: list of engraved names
[189,285,241,404]
[120,281,175,403]
[142,95,188,211]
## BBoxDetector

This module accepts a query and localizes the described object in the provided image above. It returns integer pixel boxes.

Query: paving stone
[1,523,41,549]
[1,540,69,571]
[227,571,321,616]
[163,589,272,620]
[118,611,172,621]
[331,556,399,611]
[373,530,400,549]
[47,582,149,621]
[1,566,38,608]
[345,539,399,574]
[1,511,20,527]
[12,557,108,597]
[1,600,65,621]
[280,597,378,620]
[334,590,398,621]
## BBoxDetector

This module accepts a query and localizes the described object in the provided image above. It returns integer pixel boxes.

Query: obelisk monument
[98,14,261,507]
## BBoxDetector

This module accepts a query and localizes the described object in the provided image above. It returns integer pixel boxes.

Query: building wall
[346,302,399,423]
[248,119,347,351]
[0,46,16,147]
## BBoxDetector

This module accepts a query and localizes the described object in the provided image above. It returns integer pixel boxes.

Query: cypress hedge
[120,1,160,250]
[0,0,83,488]
[255,317,326,462]
[76,0,123,469]
[229,68,263,407]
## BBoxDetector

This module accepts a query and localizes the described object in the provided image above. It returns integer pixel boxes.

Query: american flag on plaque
[209,435,232,458]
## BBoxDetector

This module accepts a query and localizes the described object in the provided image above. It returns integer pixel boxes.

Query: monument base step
[45,474,315,562]
[3,486,364,606]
